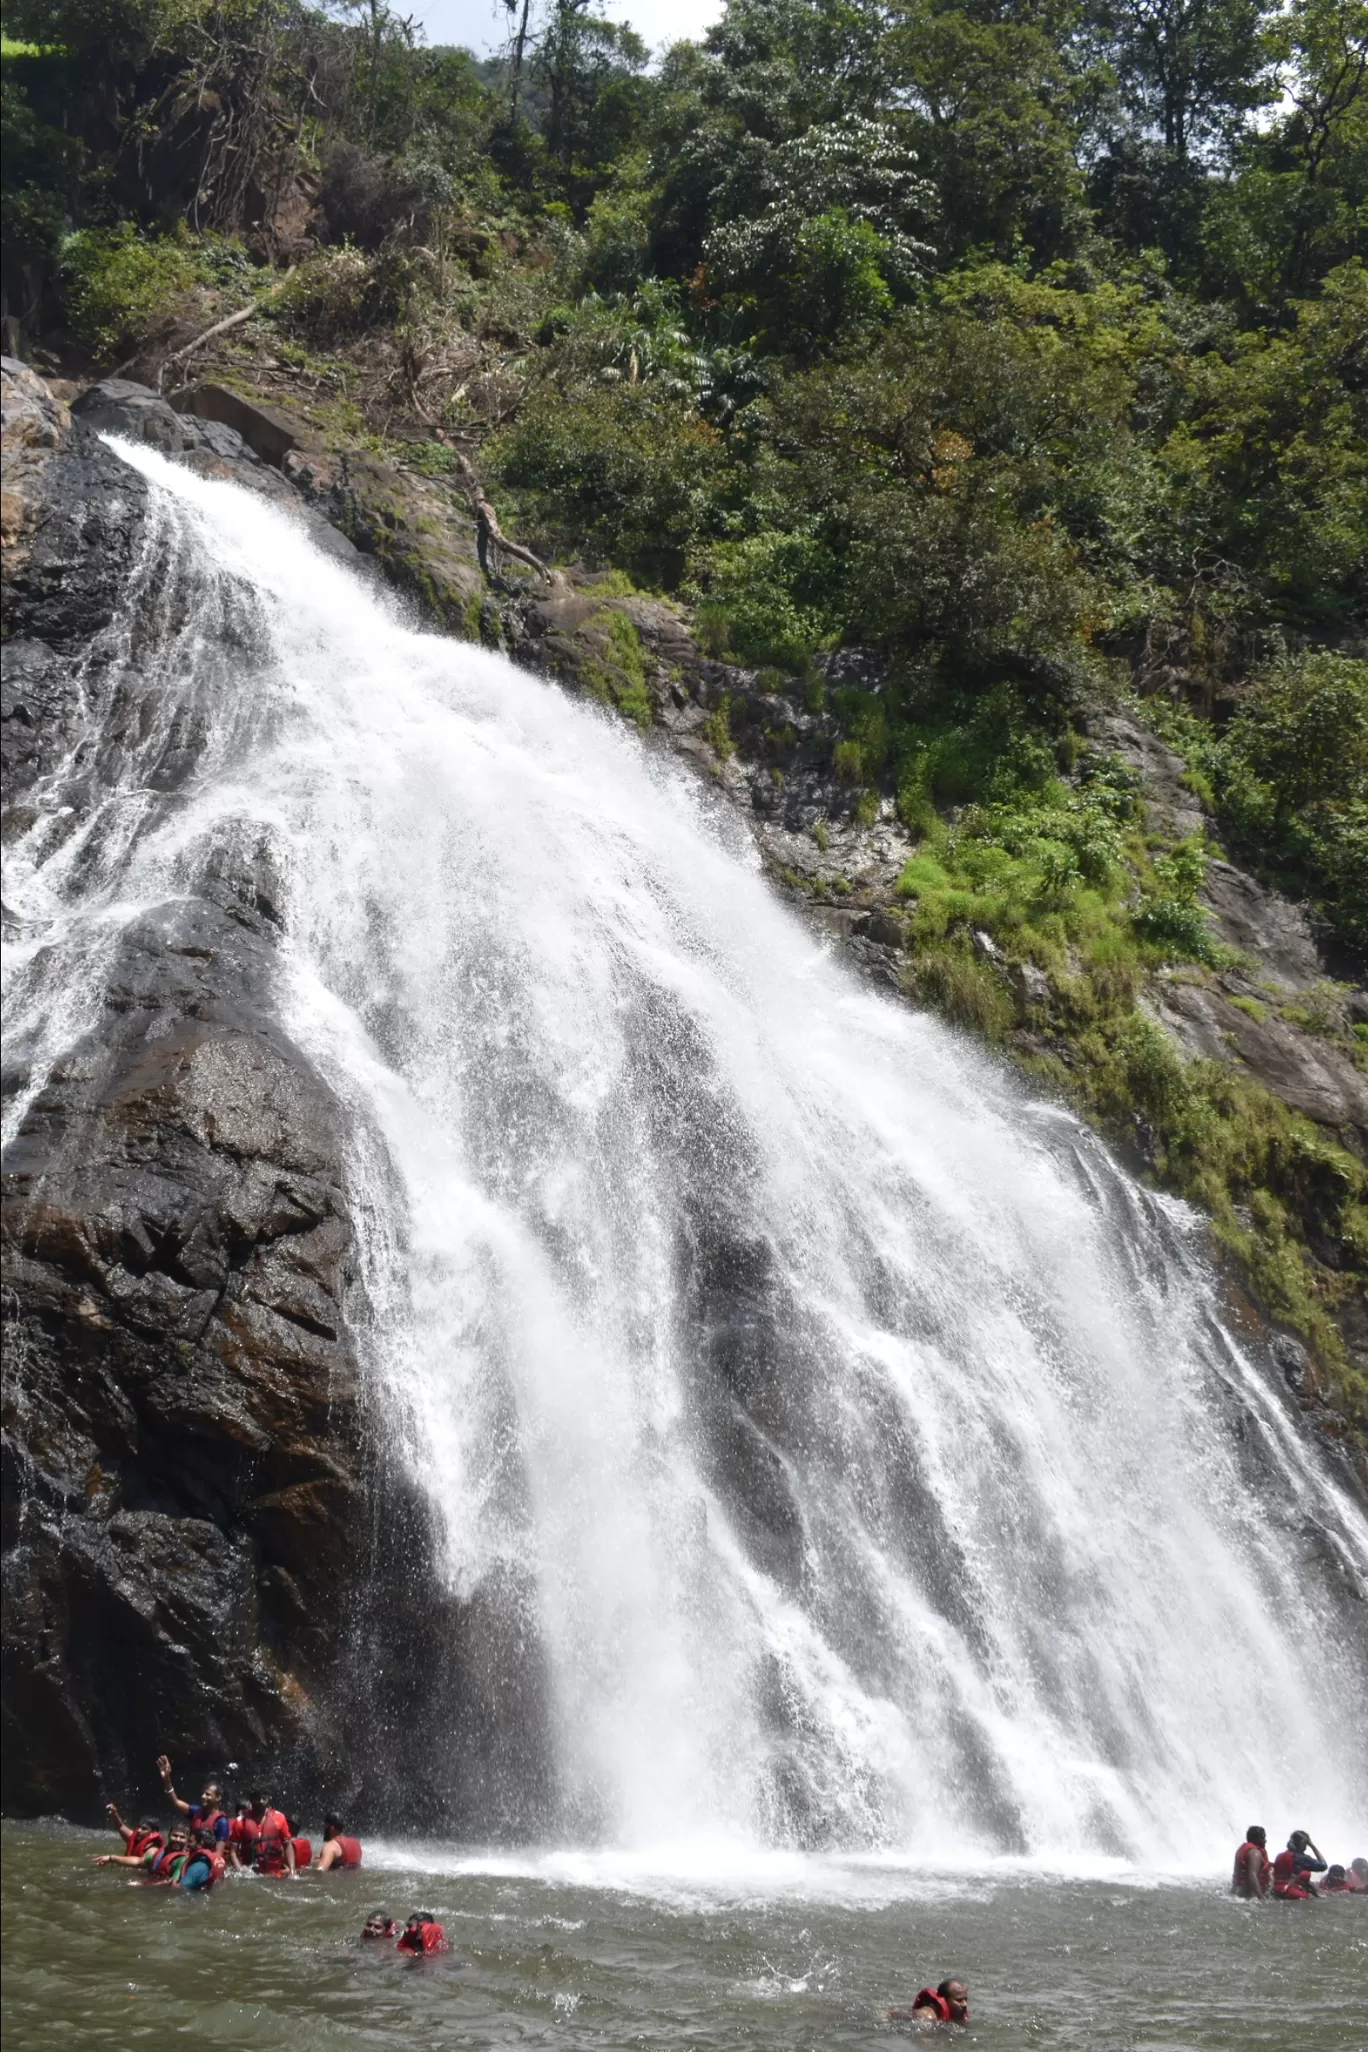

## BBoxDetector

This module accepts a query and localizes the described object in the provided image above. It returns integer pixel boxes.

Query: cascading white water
[5,440,1367,1873]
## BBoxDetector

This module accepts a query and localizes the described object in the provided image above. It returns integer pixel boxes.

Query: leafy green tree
[1089,0,1278,159]
[703,115,934,346]
[1085,0,1281,258]
[1158,259,1368,629]
[1201,0,1368,305]
[535,0,648,204]
[1226,650,1368,817]
[647,0,896,277]
[882,1,1094,264]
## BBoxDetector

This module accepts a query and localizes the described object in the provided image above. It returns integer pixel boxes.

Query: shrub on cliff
[1219,650,1368,956]
[57,223,203,355]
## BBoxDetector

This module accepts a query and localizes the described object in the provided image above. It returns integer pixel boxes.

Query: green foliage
[704,695,737,758]
[1159,264,1368,630]
[579,605,653,728]
[914,943,1017,1038]
[1150,652,1368,955]
[57,222,203,353]
[690,530,837,668]
[1226,649,1368,814]
[490,384,724,585]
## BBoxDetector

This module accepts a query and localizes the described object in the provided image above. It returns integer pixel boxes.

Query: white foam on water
[6,438,1367,1879]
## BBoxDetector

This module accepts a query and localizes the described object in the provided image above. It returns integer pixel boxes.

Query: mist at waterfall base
[4,437,1367,1902]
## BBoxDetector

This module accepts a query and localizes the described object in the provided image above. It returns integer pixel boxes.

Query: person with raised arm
[103,1801,164,1862]
[155,1755,230,1846]
[1286,1828,1328,1886]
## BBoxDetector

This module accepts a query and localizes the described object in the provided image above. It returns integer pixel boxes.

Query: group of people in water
[105,1760,1362,2019]
[1232,1826,1368,1901]
[93,1757,365,1893]
[92,1754,451,1952]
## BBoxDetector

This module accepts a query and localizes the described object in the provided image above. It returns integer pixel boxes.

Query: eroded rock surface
[1,363,560,1829]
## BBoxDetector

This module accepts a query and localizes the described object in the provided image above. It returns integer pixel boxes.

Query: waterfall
[5,438,1366,1872]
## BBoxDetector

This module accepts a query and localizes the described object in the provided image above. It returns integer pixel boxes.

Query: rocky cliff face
[0,363,554,1828]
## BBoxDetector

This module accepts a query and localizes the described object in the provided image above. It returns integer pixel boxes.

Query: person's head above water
[362,1912,396,1940]
[1325,1864,1348,1887]
[938,1979,969,2022]
[1289,1829,1311,1851]
[1245,1825,1266,1847]
[1353,1857,1368,1884]
[324,1814,342,1840]
[199,1780,223,1808]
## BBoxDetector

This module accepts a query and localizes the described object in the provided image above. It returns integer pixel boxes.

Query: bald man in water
[888,1977,970,2026]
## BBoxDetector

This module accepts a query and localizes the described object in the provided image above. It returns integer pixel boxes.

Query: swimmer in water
[361,1912,398,1940]
[888,1978,970,2026]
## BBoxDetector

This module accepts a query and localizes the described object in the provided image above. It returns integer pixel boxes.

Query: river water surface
[4,1823,1365,2050]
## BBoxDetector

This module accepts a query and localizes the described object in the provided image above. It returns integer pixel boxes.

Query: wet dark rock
[72,378,208,456]
[2,362,150,657]
[1,858,366,1811]
[2,360,555,1827]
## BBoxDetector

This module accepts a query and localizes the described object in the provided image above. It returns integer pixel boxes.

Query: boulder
[1,362,557,1831]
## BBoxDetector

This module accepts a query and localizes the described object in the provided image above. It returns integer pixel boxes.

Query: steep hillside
[2,0,1365,1427]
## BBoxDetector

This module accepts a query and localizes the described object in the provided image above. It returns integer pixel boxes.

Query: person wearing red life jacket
[1271,1849,1317,1900]
[396,1912,448,1956]
[156,1755,230,1848]
[887,1978,969,2026]
[94,1825,192,1879]
[175,1830,227,1891]
[317,1815,363,1872]
[227,1803,255,1862]
[1322,1864,1352,1893]
[1232,1824,1271,1899]
[230,1792,297,1875]
[1285,1828,1328,1884]
[254,1799,297,1877]
[1348,1857,1368,1893]
[103,1802,164,1862]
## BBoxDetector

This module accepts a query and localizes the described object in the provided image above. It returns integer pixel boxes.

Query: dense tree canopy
[2,0,1365,952]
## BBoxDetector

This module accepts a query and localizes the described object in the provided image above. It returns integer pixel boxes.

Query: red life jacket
[329,1834,362,1869]
[1272,1850,1314,1899]
[191,1805,226,1839]
[397,1920,447,1955]
[291,1837,312,1870]
[253,1809,292,1873]
[126,1828,163,1860]
[1232,1841,1270,1895]
[181,1849,227,1890]
[913,1989,953,2021]
[147,1847,189,1882]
